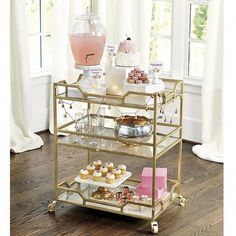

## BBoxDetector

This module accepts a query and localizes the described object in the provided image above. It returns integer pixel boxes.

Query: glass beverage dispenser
[70,8,106,67]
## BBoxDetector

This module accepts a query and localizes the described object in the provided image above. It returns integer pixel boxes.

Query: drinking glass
[75,112,85,143]
[97,107,106,147]
[97,107,105,132]
[89,115,98,146]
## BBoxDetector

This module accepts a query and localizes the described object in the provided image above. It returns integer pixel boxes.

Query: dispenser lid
[76,7,100,21]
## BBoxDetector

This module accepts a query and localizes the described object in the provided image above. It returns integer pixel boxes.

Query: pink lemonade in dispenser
[70,33,106,66]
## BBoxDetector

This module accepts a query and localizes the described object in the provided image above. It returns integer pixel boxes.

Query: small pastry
[140,76,147,81]
[144,79,149,84]
[127,191,134,200]
[103,190,114,200]
[106,173,115,184]
[123,186,129,195]
[134,72,141,77]
[92,192,103,199]
[93,170,102,181]
[120,196,128,204]
[118,164,126,174]
[113,168,122,179]
[86,164,95,174]
[115,191,123,201]
[97,186,107,192]
[93,160,102,170]
[105,162,114,172]
[100,166,108,176]
[80,168,89,179]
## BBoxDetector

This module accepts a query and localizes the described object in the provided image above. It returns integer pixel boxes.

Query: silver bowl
[114,116,152,144]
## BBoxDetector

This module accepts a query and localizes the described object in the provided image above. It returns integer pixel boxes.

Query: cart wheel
[179,196,187,207]
[151,221,159,234]
[48,200,57,213]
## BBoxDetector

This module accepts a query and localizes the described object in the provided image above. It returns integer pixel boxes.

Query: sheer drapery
[49,0,90,133]
[10,0,43,153]
[93,0,152,71]
[192,0,223,163]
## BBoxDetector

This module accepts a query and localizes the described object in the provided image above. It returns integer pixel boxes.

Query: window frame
[151,0,208,85]
[151,0,174,75]
[26,0,53,75]
[183,0,209,81]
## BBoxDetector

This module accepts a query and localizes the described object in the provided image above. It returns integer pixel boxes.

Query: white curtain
[10,0,43,153]
[192,0,223,163]
[49,0,90,133]
[93,0,152,71]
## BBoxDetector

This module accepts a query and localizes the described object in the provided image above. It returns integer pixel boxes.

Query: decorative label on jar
[91,68,103,90]
[149,61,163,84]
[107,45,118,67]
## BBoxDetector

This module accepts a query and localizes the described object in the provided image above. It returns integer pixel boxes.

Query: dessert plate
[74,171,132,188]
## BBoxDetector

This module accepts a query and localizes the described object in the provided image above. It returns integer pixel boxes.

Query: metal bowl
[114,116,152,144]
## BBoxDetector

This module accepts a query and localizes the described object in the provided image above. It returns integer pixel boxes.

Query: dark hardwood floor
[10,132,223,236]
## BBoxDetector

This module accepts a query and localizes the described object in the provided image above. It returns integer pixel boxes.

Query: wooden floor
[11,132,223,236]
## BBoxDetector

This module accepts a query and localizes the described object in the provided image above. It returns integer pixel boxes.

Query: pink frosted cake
[116,37,140,67]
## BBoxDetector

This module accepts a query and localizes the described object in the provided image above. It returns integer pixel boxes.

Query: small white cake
[116,37,140,67]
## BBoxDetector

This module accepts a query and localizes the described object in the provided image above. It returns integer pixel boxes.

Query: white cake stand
[74,64,106,95]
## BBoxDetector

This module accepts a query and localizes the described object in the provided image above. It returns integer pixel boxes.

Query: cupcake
[100,166,108,177]
[118,164,126,174]
[106,173,115,184]
[113,168,122,179]
[86,164,95,175]
[93,170,102,181]
[80,168,89,179]
[93,160,102,170]
[105,162,114,172]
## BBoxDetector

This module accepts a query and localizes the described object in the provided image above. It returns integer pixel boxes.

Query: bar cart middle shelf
[48,77,187,234]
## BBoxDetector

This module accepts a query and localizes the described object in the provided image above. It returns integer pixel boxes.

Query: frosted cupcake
[105,162,114,172]
[106,173,115,184]
[86,164,95,175]
[80,168,89,179]
[100,166,108,177]
[93,160,102,170]
[113,168,122,179]
[118,164,126,174]
[93,170,102,181]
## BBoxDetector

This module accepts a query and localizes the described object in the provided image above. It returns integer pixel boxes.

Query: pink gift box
[136,183,167,199]
[141,167,167,189]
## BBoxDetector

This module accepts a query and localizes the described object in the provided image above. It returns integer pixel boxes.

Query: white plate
[74,171,132,188]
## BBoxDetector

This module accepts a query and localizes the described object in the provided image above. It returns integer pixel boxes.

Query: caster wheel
[179,196,187,207]
[151,221,159,234]
[48,200,57,213]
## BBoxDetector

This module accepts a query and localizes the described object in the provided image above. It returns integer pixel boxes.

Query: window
[25,0,54,72]
[150,0,173,73]
[185,0,208,78]
[150,0,208,80]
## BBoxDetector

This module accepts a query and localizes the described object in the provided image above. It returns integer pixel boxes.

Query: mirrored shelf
[57,133,179,159]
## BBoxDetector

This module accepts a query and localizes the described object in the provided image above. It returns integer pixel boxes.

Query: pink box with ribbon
[141,167,167,189]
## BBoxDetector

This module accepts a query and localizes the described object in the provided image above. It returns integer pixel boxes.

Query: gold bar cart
[48,77,187,234]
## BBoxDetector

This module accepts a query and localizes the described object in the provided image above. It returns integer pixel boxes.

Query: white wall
[31,74,202,143]
[31,74,51,133]
[182,83,202,143]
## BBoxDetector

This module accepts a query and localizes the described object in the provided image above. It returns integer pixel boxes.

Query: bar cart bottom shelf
[48,189,186,234]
